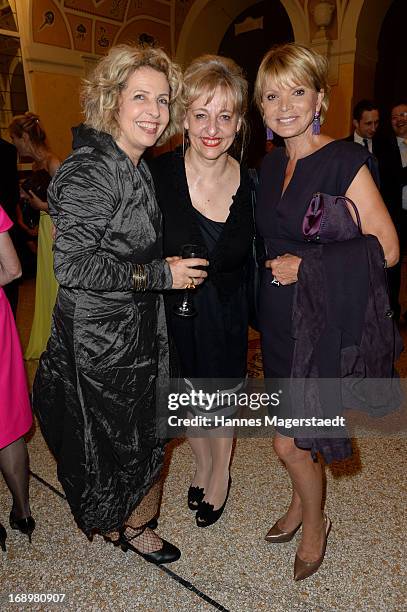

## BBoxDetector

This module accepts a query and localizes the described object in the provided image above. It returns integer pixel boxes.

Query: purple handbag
[302,192,362,243]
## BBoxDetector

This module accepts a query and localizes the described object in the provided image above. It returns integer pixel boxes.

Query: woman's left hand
[265,253,301,285]
[27,190,48,212]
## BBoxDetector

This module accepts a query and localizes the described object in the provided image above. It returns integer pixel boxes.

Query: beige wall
[324,63,355,139]
[30,72,83,161]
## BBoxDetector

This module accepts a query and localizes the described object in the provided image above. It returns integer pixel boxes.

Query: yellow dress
[24,211,58,360]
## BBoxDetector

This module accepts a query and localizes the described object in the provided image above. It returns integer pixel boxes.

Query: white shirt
[353,131,372,153]
[397,137,407,211]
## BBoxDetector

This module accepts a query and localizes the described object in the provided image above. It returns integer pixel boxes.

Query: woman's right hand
[166,256,208,289]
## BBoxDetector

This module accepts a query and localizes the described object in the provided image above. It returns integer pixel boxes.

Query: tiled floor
[1,278,406,611]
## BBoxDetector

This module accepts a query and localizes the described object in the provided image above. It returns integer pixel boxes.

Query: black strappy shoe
[9,512,36,543]
[118,525,181,564]
[187,485,205,511]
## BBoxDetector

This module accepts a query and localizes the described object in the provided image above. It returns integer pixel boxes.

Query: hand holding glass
[173,244,208,318]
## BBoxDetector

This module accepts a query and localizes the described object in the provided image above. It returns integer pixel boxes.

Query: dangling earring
[312,111,321,135]
[236,130,245,163]
[266,127,273,141]
[182,130,189,156]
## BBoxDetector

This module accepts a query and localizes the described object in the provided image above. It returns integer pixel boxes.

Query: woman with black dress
[254,44,399,580]
[149,55,253,527]
[33,44,208,563]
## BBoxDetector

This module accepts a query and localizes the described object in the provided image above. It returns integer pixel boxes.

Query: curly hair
[183,54,249,157]
[9,112,48,146]
[254,43,330,122]
[81,44,184,146]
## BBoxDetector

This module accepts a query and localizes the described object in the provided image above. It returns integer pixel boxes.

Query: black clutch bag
[22,170,51,202]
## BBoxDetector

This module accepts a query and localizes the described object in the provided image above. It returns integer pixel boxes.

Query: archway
[375,0,407,113]
[176,0,307,66]
[10,61,28,116]
[342,0,394,106]
[218,1,294,165]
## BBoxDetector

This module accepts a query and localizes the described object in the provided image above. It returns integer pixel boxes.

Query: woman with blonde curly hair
[9,112,60,359]
[33,44,208,563]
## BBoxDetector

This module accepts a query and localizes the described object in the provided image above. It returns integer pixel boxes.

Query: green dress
[24,210,58,360]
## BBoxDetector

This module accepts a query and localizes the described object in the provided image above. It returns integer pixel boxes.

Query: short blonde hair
[254,43,330,122]
[82,44,183,146]
[183,55,249,155]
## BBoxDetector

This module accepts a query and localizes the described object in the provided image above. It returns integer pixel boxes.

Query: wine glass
[172,244,208,318]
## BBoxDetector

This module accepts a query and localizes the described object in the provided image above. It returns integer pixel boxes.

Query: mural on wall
[33,0,71,49]
[65,13,92,53]
[63,0,127,21]
[127,0,170,22]
[28,1,352,65]
[94,20,120,54]
[32,0,172,55]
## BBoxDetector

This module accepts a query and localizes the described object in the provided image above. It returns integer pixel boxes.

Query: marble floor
[0,278,406,611]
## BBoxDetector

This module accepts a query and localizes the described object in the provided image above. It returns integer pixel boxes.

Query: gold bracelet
[132,264,147,291]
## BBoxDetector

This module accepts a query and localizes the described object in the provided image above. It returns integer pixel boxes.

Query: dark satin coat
[33,124,172,535]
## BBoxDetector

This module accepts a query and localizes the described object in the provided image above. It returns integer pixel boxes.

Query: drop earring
[182,130,189,156]
[266,127,273,140]
[312,111,321,135]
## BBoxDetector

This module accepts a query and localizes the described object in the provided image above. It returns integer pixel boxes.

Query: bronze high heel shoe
[0,522,7,552]
[265,517,302,543]
[9,512,36,544]
[293,515,332,581]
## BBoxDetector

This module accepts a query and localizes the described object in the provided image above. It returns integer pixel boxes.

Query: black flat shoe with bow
[187,485,205,511]
[196,476,231,528]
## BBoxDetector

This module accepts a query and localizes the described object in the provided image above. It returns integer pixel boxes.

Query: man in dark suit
[345,99,380,152]
[0,137,20,316]
[390,102,407,235]
[345,100,402,318]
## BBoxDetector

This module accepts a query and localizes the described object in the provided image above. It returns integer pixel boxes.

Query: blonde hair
[81,44,184,146]
[183,55,249,155]
[254,43,330,122]
[9,112,48,146]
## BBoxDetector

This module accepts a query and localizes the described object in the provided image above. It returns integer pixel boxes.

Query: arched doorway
[218,1,293,165]
[176,0,306,66]
[10,61,28,116]
[350,0,393,107]
[375,0,407,114]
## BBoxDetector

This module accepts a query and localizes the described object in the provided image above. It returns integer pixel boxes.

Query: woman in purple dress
[254,44,399,581]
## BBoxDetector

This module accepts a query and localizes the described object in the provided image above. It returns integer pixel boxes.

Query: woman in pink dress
[0,204,34,552]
